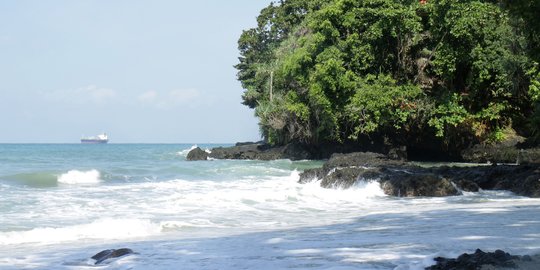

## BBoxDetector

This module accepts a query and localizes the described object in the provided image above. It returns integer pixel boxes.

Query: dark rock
[91,248,135,265]
[387,145,408,160]
[283,142,313,160]
[209,142,315,161]
[235,141,264,146]
[299,152,390,187]
[209,143,260,160]
[426,249,521,270]
[380,173,458,197]
[320,167,382,189]
[186,147,208,161]
[461,138,540,165]
[299,151,540,198]
[321,152,405,171]
[300,152,461,196]
[453,179,480,192]
[298,168,324,184]
[462,144,520,164]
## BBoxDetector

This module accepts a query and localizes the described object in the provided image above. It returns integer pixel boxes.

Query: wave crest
[57,169,101,184]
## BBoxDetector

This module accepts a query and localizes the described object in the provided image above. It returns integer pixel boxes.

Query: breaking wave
[57,169,101,185]
[177,145,211,158]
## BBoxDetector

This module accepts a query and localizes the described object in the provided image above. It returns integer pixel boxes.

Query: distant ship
[81,133,109,144]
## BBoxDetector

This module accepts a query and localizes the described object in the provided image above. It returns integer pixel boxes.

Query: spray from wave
[57,170,101,185]
[177,145,211,158]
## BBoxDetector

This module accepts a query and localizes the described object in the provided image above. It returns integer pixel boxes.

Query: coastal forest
[235,0,540,158]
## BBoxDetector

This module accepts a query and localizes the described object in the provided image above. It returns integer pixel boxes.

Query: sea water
[0,144,539,270]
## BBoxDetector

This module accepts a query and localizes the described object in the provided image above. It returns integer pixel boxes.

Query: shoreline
[186,143,540,269]
[2,143,540,269]
[188,142,540,198]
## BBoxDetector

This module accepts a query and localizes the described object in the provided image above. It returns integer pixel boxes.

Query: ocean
[0,144,539,270]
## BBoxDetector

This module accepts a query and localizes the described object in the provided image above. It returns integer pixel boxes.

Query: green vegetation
[236,0,540,154]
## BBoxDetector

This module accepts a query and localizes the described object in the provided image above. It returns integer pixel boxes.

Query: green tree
[237,0,537,155]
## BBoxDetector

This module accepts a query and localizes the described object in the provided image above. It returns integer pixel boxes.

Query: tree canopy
[236,0,540,156]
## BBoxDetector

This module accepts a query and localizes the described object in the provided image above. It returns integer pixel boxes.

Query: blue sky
[0,0,269,143]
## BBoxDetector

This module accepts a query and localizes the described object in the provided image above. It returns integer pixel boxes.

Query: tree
[237,0,537,155]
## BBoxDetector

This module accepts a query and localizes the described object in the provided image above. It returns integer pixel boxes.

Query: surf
[57,169,102,185]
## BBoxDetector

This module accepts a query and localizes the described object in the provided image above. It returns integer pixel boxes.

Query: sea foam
[177,145,198,157]
[177,145,211,158]
[0,218,161,245]
[57,169,101,184]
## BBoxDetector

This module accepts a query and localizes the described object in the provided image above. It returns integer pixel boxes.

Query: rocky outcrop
[380,171,459,197]
[461,133,540,164]
[299,152,540,198]
[186,147,208,161]
[207,142,315,161]
[461,145,540,164]
[193,141,380,161]
[426,249,534,270]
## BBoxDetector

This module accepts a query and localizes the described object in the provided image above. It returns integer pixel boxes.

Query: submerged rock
[91,248,135,265]
[426,249,523,270]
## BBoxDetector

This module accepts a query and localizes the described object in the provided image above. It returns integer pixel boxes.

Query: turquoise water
[0,144,319,187]
[1,144,539,269]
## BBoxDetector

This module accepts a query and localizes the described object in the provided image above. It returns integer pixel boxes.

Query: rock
[299,151,540,198]
[186,147,208,161]
[282,142,313,160]
[426,249,521,270]
[208,142,315,161]
[453,178,480,192]
[209,143,275,160]
[321,152,405,171]
[380,173,459,197]
[298,168,324,184]
[235,141,264,146]
[320,167,381,189]
[91,248,135,265]
[387,145,408,160]
[461,134,540,165]
[461,144,520,164]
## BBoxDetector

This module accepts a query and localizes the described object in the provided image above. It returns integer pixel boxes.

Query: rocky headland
[187,142,540,198]
[186,141,354,161]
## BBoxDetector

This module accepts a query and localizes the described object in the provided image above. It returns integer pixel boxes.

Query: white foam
[4,161,540,270]
[57,169,101,184]
[0,218,161,245]
[351,180,387,198]
[176,145,198,157]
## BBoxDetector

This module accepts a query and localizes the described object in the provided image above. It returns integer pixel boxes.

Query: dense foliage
[236,0,540,153]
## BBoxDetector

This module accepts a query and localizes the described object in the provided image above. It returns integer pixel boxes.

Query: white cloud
[42,85,117,105]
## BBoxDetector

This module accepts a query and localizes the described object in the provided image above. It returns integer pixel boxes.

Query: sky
[0,0,270,143]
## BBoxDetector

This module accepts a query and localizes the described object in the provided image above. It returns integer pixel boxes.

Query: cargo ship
[81,133,109,144]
